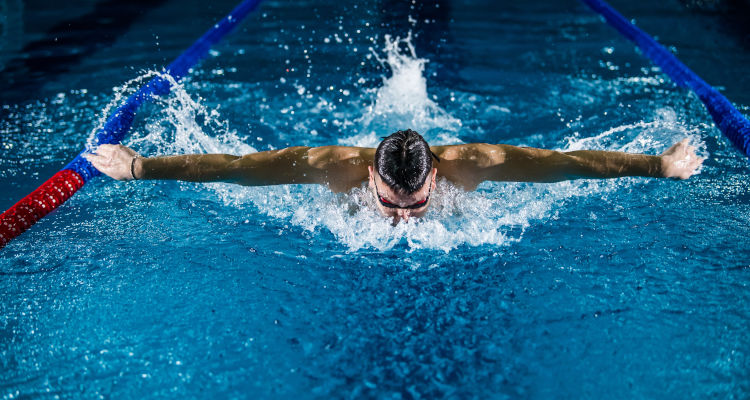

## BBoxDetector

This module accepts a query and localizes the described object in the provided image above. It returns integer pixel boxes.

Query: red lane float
[0,170,85,248]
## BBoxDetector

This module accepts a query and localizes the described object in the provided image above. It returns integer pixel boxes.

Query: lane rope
[0,0,263,248]
[581,0,750,157]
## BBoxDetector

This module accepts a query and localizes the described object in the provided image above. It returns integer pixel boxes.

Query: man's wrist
[648,155,664,178]
[654,155,667,178]
[134,157,145,180]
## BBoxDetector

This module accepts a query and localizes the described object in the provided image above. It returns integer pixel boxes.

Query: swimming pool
[2,0,749,397]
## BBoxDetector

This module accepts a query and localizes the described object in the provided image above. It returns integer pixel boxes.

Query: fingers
[82,152,102,166]
[678,139,692,153]
[665,138,700,159]
[676,154,704,179]
[83,151,112,166]
[89,143,118,158]
[689,156,704,176]
[82,153,111,174]
[88,143,132,156]
[662,137,705,179]
[663,139,687,156]
[82,144,134,181]
[85,144,136,163]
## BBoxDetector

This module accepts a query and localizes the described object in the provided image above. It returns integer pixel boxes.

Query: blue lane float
[0,0,263,248]
[581,0,750,157]
[67,0,264,181]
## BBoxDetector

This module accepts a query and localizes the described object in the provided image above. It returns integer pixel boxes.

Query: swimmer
[83,129,703,222]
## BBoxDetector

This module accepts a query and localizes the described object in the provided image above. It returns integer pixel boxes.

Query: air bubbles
[51,93,66,105]
[599,60,620,71]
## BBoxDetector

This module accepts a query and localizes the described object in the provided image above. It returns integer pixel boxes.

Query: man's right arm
[84,144,372,192]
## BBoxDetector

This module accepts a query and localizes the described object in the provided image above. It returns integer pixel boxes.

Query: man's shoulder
[301,146,371,193]
[306,145,374,167]
[430,143,507,167]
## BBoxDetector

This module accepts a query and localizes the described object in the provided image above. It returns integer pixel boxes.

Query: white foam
[85,71,162,149]
[122,73,255,156]
[561,107,707,156]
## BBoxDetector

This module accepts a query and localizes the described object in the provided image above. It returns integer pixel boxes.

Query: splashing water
[562,107,707,155]
[84,71,161,150]
[88,72,255,157]
[341,33,462,147]
[107,35,705,252]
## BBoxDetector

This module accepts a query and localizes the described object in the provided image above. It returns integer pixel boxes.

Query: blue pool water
[2,0,750,398]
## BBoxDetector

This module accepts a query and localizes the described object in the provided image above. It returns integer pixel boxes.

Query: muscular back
[307,144,490,192]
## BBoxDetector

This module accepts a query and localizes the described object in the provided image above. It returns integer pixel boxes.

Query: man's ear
[368,165,375,186]
[431,167,438,183]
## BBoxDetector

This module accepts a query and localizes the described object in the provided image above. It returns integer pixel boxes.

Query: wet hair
[374,129,439,194]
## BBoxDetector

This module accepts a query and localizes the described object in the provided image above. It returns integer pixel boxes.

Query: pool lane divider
[0,0,263,249]
[581,0,750,158]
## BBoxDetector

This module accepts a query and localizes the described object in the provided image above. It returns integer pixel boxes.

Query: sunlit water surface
[1,0,749,398]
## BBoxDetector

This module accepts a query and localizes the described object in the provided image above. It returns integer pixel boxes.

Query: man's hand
[83,144,141,181]
[659,139,704,179]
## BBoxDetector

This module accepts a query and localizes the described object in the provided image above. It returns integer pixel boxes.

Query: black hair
[374,129,439,194]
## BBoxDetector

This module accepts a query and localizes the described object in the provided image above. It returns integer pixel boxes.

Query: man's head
[368,129,438,221]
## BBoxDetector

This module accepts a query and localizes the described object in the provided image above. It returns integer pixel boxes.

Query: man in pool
[83,129,703,222]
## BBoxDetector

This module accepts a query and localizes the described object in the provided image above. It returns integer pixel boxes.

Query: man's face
[368,166,437,223]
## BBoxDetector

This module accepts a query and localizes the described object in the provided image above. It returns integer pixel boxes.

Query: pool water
[2,0,749,398]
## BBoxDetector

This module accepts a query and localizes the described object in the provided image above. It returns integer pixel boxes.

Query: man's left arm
[469,138,703,183]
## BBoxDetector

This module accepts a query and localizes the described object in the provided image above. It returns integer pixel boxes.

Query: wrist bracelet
[130,155,139,180]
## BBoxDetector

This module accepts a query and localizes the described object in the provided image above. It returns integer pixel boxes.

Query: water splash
[341,33,462,147]
[103,41,706,252]
[84,71,162,150]
[562,107,707,155]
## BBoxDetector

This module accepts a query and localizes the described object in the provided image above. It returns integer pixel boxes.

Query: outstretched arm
[432,138,703,189]
[83,144,372,192]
